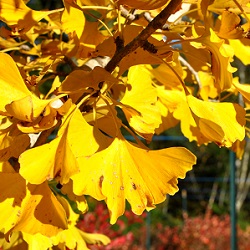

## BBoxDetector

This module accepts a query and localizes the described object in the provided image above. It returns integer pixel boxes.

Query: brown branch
[105,0,182,73]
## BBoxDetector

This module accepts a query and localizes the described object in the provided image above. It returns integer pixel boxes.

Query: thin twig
[105,0,182,73]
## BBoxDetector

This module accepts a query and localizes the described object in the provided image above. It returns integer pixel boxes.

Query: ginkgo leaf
[19,106,111,184]
[187,95,246,147]
[59,66,119,93]
[0,125,30,161]
[0,230,27,250]
[78,0,110,5]
[61,0,85,40]
[52,195,110,249]
[71,135,196,224]
[0,0,62,33]
[169,89,210,145]
[121,65,161,141]
[77,21,107,58]
[0,53,30,113]
[22,232,53,250]
[61,180,88,213]
[232,80,250,104]
[208,0,250,13]
[83,101,122,138]
[191,28,236,91]
[0,173,67,238]
[118,0,170,10]
[5,95,52,122]
[217,10,243,39]
[0,53,59,124]
[197,71,218,101]
[229,39,250,65]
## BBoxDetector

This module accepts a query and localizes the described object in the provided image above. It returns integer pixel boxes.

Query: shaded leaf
[118,0,170,10]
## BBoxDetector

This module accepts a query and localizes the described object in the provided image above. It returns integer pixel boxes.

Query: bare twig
[105,0,182,73]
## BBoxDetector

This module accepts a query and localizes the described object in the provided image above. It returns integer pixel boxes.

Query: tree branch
[105,0,182,73]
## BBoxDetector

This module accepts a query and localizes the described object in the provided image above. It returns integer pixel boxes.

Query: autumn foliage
[0,0,249,249]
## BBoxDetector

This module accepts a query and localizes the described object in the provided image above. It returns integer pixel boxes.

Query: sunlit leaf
[61,0,85,40]
[0,0,62,33]
[229,39,250,65]
[71,135,196,224]
[170,89,210,145]
[121,65,161,141]
[198,71,218,101]
[187,95,246,147]
[52,195,110,249]
[191,28,236,91]
[19,106,111,184]
[22,232,53,250]
[0,53,30,113]
[0,173,67,238]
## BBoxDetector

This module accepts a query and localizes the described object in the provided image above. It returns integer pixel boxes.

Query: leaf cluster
[0,0,249,249]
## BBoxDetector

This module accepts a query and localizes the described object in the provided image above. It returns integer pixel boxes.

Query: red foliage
[77,203,250,250]
[77,201,146,249]
[150,210,250,250]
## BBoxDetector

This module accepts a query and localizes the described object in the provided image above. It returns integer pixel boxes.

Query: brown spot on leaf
[132,183,136,190]
[99,175,104,188]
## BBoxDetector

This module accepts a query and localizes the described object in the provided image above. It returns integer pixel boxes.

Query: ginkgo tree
[0,0,249,249]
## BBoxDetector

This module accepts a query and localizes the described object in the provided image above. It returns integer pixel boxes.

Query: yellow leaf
[155,86,180,134]
[0,0,62,33]
[77,21,107,58]
[172,90,210,145]
[61,180,88,213]
[187,95,246,147]
[0,53,30,113]
[231,139,245,160]
[217,10,243,39]
[71,136,196,224]
[0,133,30,161]
[198,71,218,101]
[61,0,85,40]
[59,66,119,93]
[118,0,170,10]
[19,137,62,184]
[78,0,110,5]
[192,28,236,91]
[232,80,250,101]
[0,230,27,250]
[208,0,250,13]
[51,196,110,249]
[0,173,67,238]
[5,96,52,123]
[80,231,110,246]
[22,232,53,250]
[229,39,250,65]
[121,65,161,141]
[19,106,111,184]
